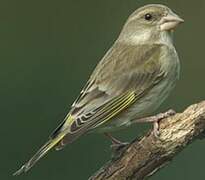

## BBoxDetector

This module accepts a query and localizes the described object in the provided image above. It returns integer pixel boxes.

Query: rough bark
[89,101,205,180]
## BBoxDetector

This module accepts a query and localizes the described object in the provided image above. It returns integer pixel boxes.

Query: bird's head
[119,4,184,44]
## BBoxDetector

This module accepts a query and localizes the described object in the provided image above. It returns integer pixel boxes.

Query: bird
[13,4,184,175]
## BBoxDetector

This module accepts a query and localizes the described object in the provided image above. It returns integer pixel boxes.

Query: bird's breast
[128,45,180,121]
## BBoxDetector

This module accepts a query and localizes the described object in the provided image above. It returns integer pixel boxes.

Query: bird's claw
[152,109,176,138]
[111,142,129,159]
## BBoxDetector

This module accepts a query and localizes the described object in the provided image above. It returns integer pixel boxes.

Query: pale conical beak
[159,12,184,31]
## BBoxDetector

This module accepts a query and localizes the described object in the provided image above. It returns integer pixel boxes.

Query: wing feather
[51,43,166,149]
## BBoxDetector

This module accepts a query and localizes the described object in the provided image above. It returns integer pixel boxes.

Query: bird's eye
[144,13,152,21]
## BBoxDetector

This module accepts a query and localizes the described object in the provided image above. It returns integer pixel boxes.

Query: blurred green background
[1,0,205,179]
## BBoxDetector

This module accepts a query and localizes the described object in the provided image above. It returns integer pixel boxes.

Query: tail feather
[13,115,74,175]
[13,132,66,176]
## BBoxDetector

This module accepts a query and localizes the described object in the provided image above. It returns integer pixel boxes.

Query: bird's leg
[133,109,176,137]
[104,133,129,153]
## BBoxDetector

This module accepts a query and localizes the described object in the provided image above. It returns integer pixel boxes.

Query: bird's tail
[13,131,66,176]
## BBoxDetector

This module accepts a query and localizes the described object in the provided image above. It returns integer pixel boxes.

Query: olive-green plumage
[14,4,184,175]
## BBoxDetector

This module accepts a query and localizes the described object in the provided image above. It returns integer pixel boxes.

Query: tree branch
[89,101,205,180]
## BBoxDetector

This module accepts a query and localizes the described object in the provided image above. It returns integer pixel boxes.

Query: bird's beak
[159,11,184,31]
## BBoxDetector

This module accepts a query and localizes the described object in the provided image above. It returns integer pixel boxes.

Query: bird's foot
[152,109,176,137]
[111,141,129,159]
[111,141,129,152]
[136,109,176,137]
[104,133,129,158]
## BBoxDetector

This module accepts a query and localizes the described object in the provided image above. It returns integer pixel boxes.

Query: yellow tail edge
[13,132,66,176]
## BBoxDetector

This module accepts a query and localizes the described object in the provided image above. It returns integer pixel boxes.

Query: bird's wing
[51,43,166,149]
